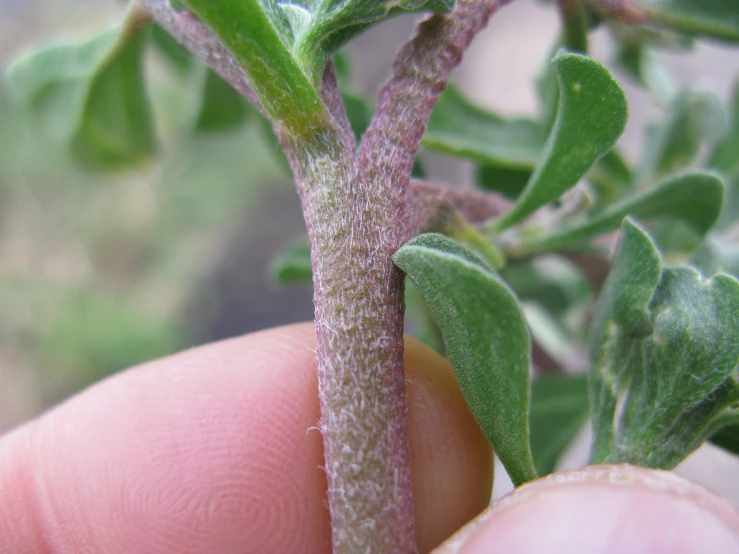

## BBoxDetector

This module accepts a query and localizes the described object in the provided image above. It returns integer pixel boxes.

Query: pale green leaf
[423,87,546,168]
[589,219,739,469]
[7,23,157,170]
[71,27,156,169]
[530,374,589,475]
[520,171,724,254]
[612,269,739,468]
[491,52,628,231]
[588,219,662,462]
[7,28,120,141]
[394,233,537,486]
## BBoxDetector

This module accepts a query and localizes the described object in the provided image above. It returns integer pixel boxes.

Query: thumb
[435,464,739,554]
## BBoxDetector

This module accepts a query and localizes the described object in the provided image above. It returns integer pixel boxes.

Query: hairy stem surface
[141,0,510,551]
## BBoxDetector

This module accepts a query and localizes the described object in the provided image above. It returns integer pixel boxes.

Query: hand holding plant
[3,0,739,551]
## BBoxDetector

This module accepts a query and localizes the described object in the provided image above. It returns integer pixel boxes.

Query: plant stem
[284,126,415,552]
[142,0,511,550]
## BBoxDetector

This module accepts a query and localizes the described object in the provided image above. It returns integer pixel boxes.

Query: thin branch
[355,0,513,231]
[319,62,356,153]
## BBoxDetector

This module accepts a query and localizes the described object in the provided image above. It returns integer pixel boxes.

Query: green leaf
[530,374,589,475]
[588,219,662,463]
[7,23,157,170]
[612,269,739,468]
[195,69,251,132]
[589,219,739,468]
[270,239,313,285]
[423,87,546,168]
[7,29,118,140]
[490,52,628,231]
[637,90,726,183]
[633,0,739,42]
[291,0,455,81]
[181,0,327,137]
[71,27,156,169]
[477,165,532,199]
[394,233,537,486]
[520,171,724,254]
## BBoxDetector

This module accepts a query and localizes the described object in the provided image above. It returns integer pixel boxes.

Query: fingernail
[435,464,739,554]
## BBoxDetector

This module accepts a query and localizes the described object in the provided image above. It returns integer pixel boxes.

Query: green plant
[5,0,739,551]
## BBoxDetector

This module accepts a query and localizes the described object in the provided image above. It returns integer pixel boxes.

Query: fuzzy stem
[288,2,512,551]
[140,0,510,550]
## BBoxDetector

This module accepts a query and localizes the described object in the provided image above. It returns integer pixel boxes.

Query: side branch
[356,0,513,214]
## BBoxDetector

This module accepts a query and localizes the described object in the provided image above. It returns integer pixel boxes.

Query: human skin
[0,323,492,553]
[1,322,738,553]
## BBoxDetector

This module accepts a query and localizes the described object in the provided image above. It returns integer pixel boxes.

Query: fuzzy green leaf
[7,23,156,170]
[423,87,546,168]
[491,52,628,231]
[634,0,739,42]
[530,374,589,475]
[270,240,313,285]
[181,0,327,137]
[588,219,662,463]
[589,219,739,468]
[612,269,739,468]
[394,233,537,486]
[521,171,724,254]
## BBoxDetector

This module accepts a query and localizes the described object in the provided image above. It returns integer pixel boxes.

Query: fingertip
[404,336,494,553]
[436,465,739,554]
[0,324,493,554]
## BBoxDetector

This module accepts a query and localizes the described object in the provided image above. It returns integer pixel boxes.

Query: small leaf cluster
[276,4,739,483]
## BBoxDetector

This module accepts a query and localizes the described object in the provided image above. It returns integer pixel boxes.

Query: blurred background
[1,0,739,502]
